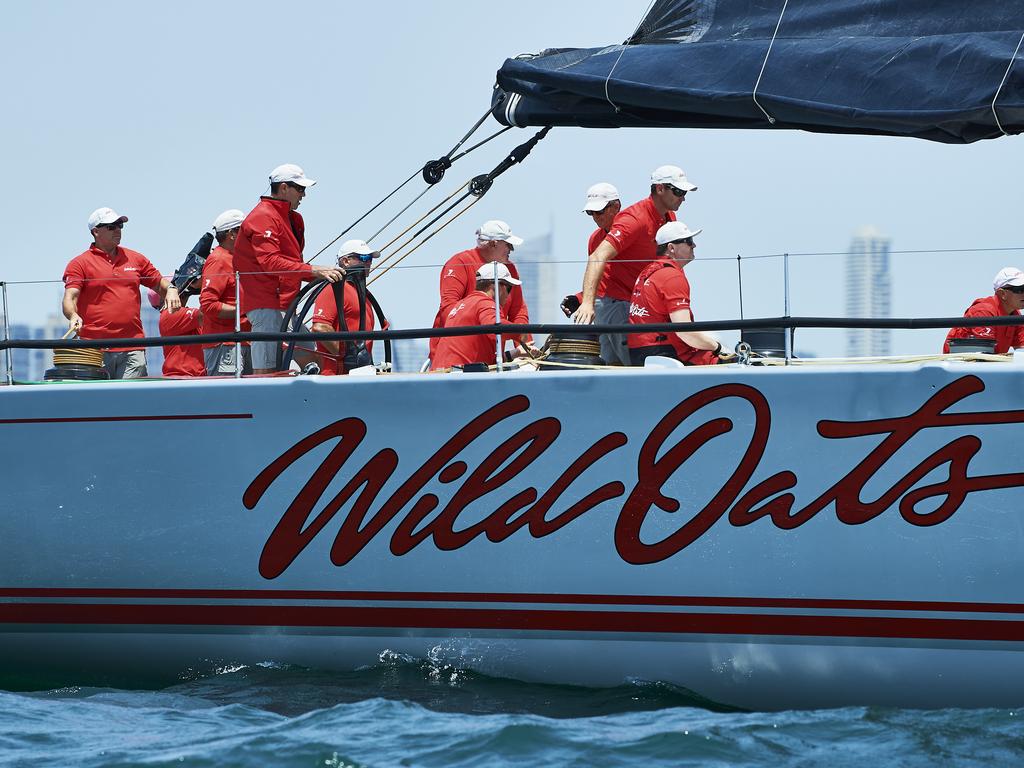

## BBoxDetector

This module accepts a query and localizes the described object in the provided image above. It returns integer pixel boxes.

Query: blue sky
[2,1,1021,355]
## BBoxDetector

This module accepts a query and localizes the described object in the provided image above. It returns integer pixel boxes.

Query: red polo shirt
[429,247,530,357]
[200,245,250,348]
[628,259,717,366]
[159,306,205,377]
[233,196,313,315]
[312,282,376,375]
[63,244,164,351]
[943,294,1024,353]
[588,227,612,296]
[601,197,676,302]
[432,291,506,370]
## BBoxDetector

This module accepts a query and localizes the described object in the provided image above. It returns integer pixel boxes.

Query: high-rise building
[845,226,891,357]
[513,230,557,336]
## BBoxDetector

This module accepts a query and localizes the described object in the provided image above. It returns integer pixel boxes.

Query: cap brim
[689,228,703,237]
[583,199,612,212]
[94,215,128,227]
[1000,278,1024,288]
[507,235,524,247]
[292,178,316,188]
[501,277,522,286]
[680,181,697,192]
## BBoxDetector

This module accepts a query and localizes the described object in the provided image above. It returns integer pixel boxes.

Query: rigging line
[992,31,1024,136]
[367,197,484,287]
[737,254,745,320]
[443,103,504,160]
[307,167,421,263]
[603,0,657,113]
[365,127,511,247]
[450,126,513,163]
[752,0,790,125]
[371,181,471,274]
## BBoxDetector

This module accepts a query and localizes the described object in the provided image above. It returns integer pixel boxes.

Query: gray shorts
[246,308,284,370]
[103,350,148,379]
[204,344,253,376]
[595,296,631,366]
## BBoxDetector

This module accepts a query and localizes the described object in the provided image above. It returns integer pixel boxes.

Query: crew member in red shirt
[560,183,621,319]
[432,262,520,371]
[312,240,378,375]
[575,165,697,365]
[628,221,730,366]
[149,290,205,377]
[430,220,537,364]
[944,267,1024,353]
[62,207,181,379]
[200,209,252,375]
[233,164,343,374]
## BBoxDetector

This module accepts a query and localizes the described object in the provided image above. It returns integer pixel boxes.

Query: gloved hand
[560,294,581,318]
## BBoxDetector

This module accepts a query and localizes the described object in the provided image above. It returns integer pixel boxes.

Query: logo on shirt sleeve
[445,269,456,278]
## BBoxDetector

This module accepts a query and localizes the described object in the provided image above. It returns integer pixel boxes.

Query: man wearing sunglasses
[943,267,1024,354]
[628,220,729,366]
[311,240,379,375]
[562,183,622,318]
[574,165,696,366]
[233,164,344,374]
[62,207,181,379]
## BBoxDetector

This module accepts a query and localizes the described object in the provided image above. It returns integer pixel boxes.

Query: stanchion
[234,271,242,379]
[783,252,792,365]
[494,266,503,373]
[2,282,12,385]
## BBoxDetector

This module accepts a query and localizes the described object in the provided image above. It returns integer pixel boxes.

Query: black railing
[2,315,1024,352]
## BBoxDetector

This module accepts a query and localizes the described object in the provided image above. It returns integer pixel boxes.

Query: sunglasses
[338,253,376,264]
[671,237,695,247]
[98,222,124,230]
[666,185,687,198]
[586,202,614,217]
[286,182,307,193]
[1001,284,1024,294]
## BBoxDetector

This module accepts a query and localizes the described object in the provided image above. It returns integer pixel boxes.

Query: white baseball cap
[212,209,245,233]
[994,267,1024,291]
[476,220,524,247]
[88,207,128,231]
[338,239,380,259]
[651,165,697,192]
[583,182,620,212]
[476,261,522,285]
[269,163,317,188]
[655,220,703,245]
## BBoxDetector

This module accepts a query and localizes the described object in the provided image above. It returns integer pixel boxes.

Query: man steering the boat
[627,221,731,366]
[429,220,538,364]
[943,267,1024,353]
[233,164,344,374]
[62,207,181,379]
[311,240,378,375]
[574,165,696,366]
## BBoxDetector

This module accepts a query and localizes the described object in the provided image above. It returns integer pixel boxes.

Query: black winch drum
[44,364,110,381]
[741,327,788,358]
[539,333,605,370]
[948,337,998,354]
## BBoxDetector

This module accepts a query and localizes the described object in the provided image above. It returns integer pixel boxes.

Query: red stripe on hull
[3,603,1024,642]
[1,588,1023,615]
[0,414,252,424]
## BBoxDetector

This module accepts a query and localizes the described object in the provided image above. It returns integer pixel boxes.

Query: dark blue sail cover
[494,0,1024,143]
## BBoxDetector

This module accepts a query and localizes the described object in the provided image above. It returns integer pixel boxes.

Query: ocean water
[1,653,1021,767]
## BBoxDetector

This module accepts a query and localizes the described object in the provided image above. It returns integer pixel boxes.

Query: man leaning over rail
[574,165,694,366]
[432,262,519,371]
[234,164,343,374]
[628,221,732,367]
[944,267,1024,354]
[201,209,252,376]
[62,207,181,379]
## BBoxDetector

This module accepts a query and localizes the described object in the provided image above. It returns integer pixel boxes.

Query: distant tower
[845,226,891,357]
[513,229,558,331]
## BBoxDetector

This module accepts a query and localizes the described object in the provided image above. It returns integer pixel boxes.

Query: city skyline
[845,226,892,358]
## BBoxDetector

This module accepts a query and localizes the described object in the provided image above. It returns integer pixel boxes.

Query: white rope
[603,0,657,113]
[991,31,1024,137]
[752,0,790,125]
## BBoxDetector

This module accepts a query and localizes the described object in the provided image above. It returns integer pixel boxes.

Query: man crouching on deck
[431,262,520,371]
[944,267,1024,353]
[627,221,731,366]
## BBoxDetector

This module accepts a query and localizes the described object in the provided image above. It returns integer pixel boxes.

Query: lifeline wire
[752,0,790,125]
[992,31,1024,136]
